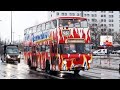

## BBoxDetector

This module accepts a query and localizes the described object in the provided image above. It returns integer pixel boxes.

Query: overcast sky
[0,11,48,42]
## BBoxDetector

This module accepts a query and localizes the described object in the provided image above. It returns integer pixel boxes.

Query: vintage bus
[23,16,92,74]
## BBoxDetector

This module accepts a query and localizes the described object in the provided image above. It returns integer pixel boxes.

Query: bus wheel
[18,59,20,63]
[6,59,9,63]
[28,59,37,71]
[45,60,50,74]
[74,70,80,76]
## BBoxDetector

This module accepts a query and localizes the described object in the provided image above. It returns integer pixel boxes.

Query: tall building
[48,11,82,20]
[48,11,120,33]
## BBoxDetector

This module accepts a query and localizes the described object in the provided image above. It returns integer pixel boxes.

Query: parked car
[93,49,107,56]
[116,50,120,55]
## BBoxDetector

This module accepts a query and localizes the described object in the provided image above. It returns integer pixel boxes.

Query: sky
[0,11,48,42]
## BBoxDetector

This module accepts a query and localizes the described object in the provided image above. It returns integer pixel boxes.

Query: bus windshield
[59,19,88,28]
[59,43,91,54]
[6,46,19,54]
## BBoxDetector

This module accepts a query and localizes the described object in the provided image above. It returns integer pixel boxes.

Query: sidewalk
[91,56,120,71]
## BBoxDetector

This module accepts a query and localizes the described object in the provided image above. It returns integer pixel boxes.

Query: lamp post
[19,35,20,43]
[81,11,83,17]
[12,32,14,44]
[0,20,2,44]
[11,11,12,43]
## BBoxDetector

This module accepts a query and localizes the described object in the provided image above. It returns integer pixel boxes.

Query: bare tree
[89,19,113,49]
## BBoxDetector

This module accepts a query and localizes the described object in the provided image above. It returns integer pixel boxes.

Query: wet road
[0,59,46,79]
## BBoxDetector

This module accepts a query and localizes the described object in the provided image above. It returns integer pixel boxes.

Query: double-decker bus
[24,16,92,74]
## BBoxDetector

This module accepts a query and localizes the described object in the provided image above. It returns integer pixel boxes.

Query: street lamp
[19,35,20,43]
[12,32,14,44]
[11,11,12,43]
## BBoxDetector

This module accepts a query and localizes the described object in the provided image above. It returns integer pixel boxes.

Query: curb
[94,65,119,71]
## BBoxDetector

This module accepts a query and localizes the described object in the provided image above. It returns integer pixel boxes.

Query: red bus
[23,16,93,74]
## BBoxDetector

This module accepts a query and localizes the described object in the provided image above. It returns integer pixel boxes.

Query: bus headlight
[48,53,50,57]
[63,60,67,64]
[7,55,11,58]
[88,60,92,63]
[18,55,21,58]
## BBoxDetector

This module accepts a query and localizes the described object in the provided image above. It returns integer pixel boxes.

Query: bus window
[59,19,81,28]
[51,20,57,29]
[42,23,45,31]
[46,45,50,52]
[41,45,46,51]
[46,22,51,30]
[37,24,42,31]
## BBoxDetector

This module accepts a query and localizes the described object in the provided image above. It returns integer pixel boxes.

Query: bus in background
[23,16,92,75]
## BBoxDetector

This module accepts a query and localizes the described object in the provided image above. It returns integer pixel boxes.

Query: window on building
[87,14,89,17]
[101,24,103,26]
[95,14,97,17]
[112,24,114,27]
[109,29,111,32]
[104,24,106,26]
[56,12,59,16]
[109,19,111,22]
[109,24,111,27]
[109,11,113,13]
[84,14,86,16]
[69,13,72,16]
[101,19,103,22]
[61,13,64,16]
[101,15,103,17]
[77,13,79,16]
[73,13,75,16]
[101,29,103,32]
[104,19,106,22]
[104,15,106,17]
[109,15,111,18]
[92,14,94,17]
[65,13,67,16]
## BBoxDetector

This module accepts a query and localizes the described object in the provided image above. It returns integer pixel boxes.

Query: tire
[45,60,50,74]
[28,59,37,71]
[6,60,9,63]
[18,59,20,63]
[74,70,80,75]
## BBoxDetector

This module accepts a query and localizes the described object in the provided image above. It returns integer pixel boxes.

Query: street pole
[12,32,14,44]
[81,11,83,17]
[19,35,20,43]
[11,11,12,43]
